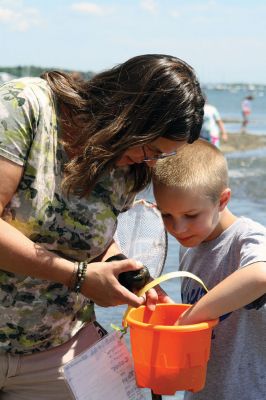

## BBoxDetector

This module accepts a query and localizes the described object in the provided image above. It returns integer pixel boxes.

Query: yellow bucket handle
[123,271,208,328]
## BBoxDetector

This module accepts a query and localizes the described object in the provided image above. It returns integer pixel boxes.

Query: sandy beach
[220,132,266,153]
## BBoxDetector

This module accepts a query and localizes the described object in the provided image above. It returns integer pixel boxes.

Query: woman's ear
[219,188,231,211]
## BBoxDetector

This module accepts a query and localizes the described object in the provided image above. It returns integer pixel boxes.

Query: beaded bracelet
[70,262,78,289]
[73,261,88,294]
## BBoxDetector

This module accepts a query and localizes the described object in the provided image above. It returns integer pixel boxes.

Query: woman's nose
[144,160,157,167]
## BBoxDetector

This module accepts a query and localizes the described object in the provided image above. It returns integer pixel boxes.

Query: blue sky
[1,0,266,84]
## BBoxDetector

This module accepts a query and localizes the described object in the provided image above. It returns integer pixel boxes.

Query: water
[204,87,266,134]
[95,90,266,400]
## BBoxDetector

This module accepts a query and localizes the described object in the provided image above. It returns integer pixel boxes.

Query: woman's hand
[81,258,148,307]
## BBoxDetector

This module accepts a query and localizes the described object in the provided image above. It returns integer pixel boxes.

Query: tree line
[0,66,95,80]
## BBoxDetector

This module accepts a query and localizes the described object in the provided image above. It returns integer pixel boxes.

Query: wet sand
[220,132,266,153]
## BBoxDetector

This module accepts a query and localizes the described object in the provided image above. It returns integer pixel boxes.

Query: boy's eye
[185,214,198,219]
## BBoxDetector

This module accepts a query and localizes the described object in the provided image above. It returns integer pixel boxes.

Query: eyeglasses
[142,146,176,162]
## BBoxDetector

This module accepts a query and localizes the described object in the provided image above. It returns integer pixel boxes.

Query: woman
[0,54,204,399]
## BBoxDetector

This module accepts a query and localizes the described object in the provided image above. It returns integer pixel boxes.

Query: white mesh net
[114,199,167,278]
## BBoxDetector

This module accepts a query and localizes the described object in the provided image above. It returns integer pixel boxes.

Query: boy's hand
[174,308,192,326]
[142,284,174,312]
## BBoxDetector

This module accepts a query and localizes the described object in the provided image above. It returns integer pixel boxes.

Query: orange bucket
[126,304,218,395]
[124,272,218,396]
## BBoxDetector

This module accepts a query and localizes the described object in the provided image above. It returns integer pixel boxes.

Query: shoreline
[220,132,266,153]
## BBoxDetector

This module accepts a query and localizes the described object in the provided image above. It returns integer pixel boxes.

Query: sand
[220,132,266,153]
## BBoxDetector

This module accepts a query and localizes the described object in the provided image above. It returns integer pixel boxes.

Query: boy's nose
[172,218,187,235]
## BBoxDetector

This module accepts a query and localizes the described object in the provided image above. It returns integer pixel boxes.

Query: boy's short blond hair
[153,139,229,203]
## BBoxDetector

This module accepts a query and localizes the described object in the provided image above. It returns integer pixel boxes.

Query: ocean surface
[95,88,266,400]
[204,86,266,135]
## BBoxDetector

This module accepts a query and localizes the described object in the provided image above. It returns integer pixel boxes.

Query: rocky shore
[220,132,266,153]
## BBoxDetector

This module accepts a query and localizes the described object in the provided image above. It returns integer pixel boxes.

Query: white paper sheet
[63,331,145,400]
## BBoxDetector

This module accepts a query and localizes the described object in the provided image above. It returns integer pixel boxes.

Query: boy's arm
[176,262,266,325]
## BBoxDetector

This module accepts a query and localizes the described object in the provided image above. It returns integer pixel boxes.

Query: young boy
[152,139,266,400]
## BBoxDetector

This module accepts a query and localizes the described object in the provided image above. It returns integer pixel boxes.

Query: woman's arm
[92,239,122,262]
[176,262,266,325]
[0,157,146,308]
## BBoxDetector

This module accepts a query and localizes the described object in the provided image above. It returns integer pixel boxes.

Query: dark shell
[106,253,150,292]
[118,266,150,292]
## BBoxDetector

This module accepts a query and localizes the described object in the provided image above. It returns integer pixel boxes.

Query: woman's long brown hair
[41,54,204,197]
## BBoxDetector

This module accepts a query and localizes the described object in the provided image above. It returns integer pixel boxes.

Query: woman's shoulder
[0,77,54,117]
[1,77,51,102]
[1,76,47,90]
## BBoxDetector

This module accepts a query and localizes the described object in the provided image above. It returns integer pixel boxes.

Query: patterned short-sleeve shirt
[0,77,134,354]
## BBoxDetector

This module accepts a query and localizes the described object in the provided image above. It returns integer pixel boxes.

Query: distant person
[152,139,266,400]
[241,95,253,133]
[200,102,228,148]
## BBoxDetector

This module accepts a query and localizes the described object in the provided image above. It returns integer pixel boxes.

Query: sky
[1,0,266,84]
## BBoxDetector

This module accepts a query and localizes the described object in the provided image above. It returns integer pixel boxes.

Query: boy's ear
[219,188,231,211]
